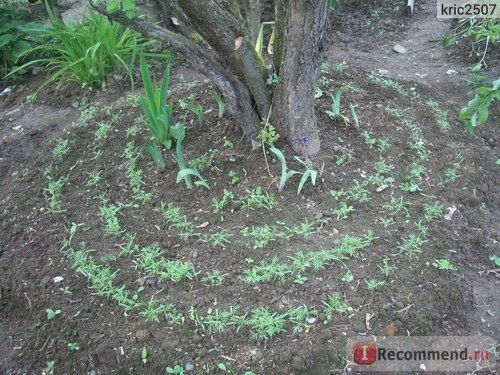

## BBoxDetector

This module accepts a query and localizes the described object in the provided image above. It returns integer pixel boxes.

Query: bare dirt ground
[0,1,498,374]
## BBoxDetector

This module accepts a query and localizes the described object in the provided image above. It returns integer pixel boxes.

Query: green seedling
[433,259,456,271]
[489,255,500,266]
[247,307,286,339]
[394,233,427,258]
[99,203,122,235]
[349,103,359,127]
[285,303,318,333]
[179,100,204,126]
[269,147,299,192]
[141,346,148,364]
[368,72,407,96]
[189,148,218,172]
[378,139,391,151]
[365,279,385,290]
[383,194,411,217]
[325,88,349,124]
[46,308,61,320]
[294,156,317,195]
[201,270,228,286]
[86,171,102,188]
[380,217,395,228]
[228,170,240,185]
[332,202,355,220]
[361,130,377,148]
[202,229,233,248]
[211,90,225,118]
[53,138,69,160]
[426,98,451,132]
[241,186,277,210]
[203,306,241,334]
[438,168,460,187]
[44,175,68,214]
[95,121,112,140]
[322,292,349,323]
[67,342,80,351]
[378,257,397,277]
[166,365,185,374]
[241,224,285,249]
[245,257,291,284]
[342,270,354,282]
[266,72,279,86]
[423,202,444,222]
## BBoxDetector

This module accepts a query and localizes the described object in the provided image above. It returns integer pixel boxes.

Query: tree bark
[273,0,329,156]
[91,0,329,156]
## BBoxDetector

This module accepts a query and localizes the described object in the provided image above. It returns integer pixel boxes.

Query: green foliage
[459,78,499,133]
[269,147,299,192]
[8,4,151,94]
[294,157,317,195]
[325,88,349,124]
[432,259,456,271]
[211,90,225,118]
[0,7,47,79]
[258,121,279,146]
[102,0,138,19]
[140,57,174,152]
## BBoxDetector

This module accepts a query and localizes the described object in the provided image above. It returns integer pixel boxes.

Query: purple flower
[296,134,308,146]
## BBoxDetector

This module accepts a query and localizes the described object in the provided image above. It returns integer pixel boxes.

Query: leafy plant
[67,342,80,351]
[46,308,61,320]
[489,255,500,267]
[7,4,151,94]
[459,78,499,134]
[322,292,349,323]
[432,259,456,271]
[166,365,185,374]
[269,147,299,192]
[367,72,407,96]
[211,90,225,118]
[170,123,209,189]
[141,346,148,364]
[294,156,317,195]
[140,56,174,168]
[246,307,286,339]
[365,279,385,290]
[325,89,349,124]
[0,7,47,79]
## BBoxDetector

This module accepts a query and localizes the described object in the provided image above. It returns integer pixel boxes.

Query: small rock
[185,362,195,372]
[87,371,97,375]
[444,207,457,221]
[307,317,317,324]
[446,69,458,75]
[192,334,203,344]
[135,329,149,342]
[53,276,64,284]
[392,44,407,54]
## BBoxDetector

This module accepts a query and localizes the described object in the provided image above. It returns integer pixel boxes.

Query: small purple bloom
[296,134,308,146]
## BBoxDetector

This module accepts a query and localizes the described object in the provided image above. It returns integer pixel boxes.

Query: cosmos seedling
[247,307,286,339]
[378,257,397,277]
[433,259,456,271]
[53,138,69,160]
[365,279,385,290]
[423,202,444,222]
[201,229,233,248]
[322,292,349,323]
[201,270,228,286]
[46,308,61,320]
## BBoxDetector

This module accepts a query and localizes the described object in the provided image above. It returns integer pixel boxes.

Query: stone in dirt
[392,44,407,54]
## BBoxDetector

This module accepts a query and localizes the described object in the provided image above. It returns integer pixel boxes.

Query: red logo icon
[353,342,377,365]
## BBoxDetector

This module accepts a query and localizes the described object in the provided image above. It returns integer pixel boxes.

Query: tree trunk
[272,0,329,156]
[91,0,329,156]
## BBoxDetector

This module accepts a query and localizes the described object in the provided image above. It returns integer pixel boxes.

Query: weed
[378,139,391,151]
[241,186,277,210]
[385,105,405,119]
[433,259,456,271]
[90,149,103,161]
[241,224,285,249]
[489,255,500,267]
[44,174,68,214]
[383,194,411,216]
[266,72,279,86]
[203,306,240,334]
[228,170,240,185]
[438,168,460,187]
[139,297,180,324]
[345,180,371,203]
[460,78,499,134]
[285,303,318,333]
[212,189,235,213]
[166,365,185,374]
[141,346,148,364]
[155,202,194,240]
[374,159,391,175]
